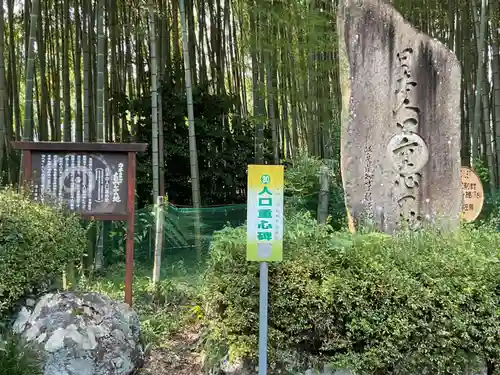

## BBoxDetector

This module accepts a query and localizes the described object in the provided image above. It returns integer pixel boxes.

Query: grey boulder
[13,291,143,375]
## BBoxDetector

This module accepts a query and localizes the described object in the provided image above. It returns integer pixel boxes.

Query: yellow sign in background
[246,165,284,262]
[460,166,484,222]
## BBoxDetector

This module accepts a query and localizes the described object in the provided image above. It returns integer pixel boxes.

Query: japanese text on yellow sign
[246,165,284,262]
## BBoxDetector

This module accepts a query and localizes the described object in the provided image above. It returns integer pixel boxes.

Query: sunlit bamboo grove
[0,0,499,197]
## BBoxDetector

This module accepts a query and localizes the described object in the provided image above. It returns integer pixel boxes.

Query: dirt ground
[139,323,203,375]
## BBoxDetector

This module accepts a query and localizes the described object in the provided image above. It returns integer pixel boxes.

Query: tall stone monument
[337,0,462,233]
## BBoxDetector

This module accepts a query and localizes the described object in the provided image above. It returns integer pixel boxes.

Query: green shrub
[284,154,346,230]
[480,189,500,229]
[202,212,500,374]
[0,188,87,315]
[0,325,42,375]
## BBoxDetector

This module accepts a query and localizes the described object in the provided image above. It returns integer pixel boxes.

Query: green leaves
[284,154,345,230]
[0,326,41,375]
[0,188,87,316]
[202,212,500,374]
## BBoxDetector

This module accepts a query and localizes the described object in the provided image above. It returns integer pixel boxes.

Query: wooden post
[317,164,330,224]
[125,151,136,306]
[152,195,165,285]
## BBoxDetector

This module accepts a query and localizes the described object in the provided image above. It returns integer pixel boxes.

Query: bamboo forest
[1,0,500,374]
[1,0,500,198]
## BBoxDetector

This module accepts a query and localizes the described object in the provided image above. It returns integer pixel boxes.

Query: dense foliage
[202,212,500,374]
[0,325,41,375]
[127,80,275,207]
[0,189,87,315]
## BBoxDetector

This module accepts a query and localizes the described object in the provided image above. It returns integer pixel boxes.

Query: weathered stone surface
[13,292,143,375]
[337,0,462,233]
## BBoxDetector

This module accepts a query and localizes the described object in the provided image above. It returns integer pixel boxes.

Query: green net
[103,203,247,266]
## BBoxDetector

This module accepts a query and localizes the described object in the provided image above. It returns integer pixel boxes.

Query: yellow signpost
[246,164,284,262]
[246,164,284,375]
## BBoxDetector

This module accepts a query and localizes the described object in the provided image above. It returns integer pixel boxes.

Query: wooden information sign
[460,166,484,222]
[12,141,148,306]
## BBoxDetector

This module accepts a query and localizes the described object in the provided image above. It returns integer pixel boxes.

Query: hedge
[202,211,500,374]
[0,188,87,316]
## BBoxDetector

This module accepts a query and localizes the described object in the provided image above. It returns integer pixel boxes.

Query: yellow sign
[246,165,284,262]
[460,166,484,222]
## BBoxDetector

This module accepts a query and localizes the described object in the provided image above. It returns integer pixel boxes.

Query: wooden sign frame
[12,141,148,306]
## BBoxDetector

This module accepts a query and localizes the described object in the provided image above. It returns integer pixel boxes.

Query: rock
[13,306,31,333]
[13,291,143,375]
[331,370,354,375]
[304,367,353,375]
[215,354,253,375]
[220,355,246,374]
[337,0,462,233]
